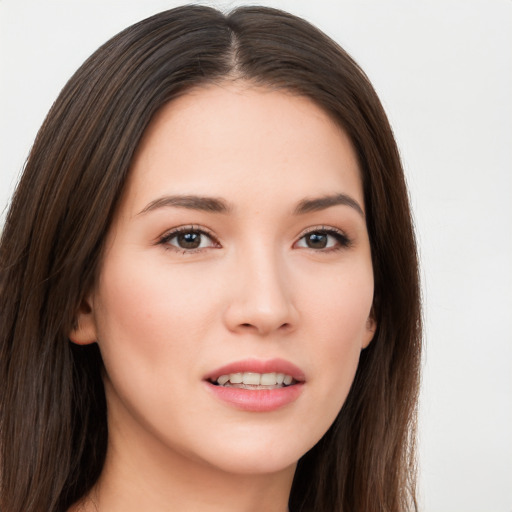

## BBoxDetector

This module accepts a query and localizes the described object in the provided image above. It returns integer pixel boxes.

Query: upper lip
[204,358,306,382]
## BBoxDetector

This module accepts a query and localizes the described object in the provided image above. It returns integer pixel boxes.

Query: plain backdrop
[1,1,511,511]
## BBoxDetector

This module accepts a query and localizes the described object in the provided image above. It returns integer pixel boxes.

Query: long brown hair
[0,6,421,511]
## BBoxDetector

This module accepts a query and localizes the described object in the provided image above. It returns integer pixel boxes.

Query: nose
[223,247,299,336]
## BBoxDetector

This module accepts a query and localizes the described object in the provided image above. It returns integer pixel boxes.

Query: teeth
[260,372,277,385]
[215,371,295,387]
[243,372,261,385]
[217,374,230,386]
[230,373,243,384]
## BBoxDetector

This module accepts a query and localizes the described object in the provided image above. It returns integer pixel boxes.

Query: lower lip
[205,382,304,412]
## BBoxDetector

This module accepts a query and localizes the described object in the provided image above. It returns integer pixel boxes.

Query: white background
[1,1,511,510]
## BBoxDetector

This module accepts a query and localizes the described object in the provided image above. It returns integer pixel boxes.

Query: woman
[0,5,421,512]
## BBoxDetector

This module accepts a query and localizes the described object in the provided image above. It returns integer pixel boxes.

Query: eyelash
[158,225,219,253]
[295,226,352,252]
[157,225,352,253]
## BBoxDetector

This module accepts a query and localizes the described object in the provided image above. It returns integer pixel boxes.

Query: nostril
[238,321,293,333]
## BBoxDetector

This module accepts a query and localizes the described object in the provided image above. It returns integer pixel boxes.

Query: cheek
[301,258,374,346]
[298,261,374,412]
[92,254,218,390]
[91,255,225,450]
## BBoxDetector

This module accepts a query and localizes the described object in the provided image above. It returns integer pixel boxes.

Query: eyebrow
[293,193,365,217]
[138,195,231,215]
[138,192,364,218]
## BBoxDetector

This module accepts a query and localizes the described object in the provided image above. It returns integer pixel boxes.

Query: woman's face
[75,83,375,476]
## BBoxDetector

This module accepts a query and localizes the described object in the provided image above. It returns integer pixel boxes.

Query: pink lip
[203,358,305,413]
[204,358,306,382]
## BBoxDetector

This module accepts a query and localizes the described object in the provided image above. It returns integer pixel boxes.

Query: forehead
[123,82,363,214]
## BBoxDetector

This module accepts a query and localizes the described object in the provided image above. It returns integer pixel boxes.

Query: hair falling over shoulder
[0,5,421,511]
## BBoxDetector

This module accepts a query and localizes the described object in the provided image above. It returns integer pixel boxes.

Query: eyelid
[157,224,221,251]
[294,225,352,250]
[155,224,351,253]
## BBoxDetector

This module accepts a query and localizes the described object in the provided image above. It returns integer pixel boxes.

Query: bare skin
[70,82,375,511]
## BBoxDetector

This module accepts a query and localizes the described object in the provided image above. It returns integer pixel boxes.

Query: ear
[69,294,98,345]
[361,313,377,349]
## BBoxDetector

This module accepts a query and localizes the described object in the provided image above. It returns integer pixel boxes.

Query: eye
[295,228,351,251]
[159,226,219,252]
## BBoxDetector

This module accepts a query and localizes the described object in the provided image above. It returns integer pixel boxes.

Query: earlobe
[69,295,97,345]
[362,315,377,349]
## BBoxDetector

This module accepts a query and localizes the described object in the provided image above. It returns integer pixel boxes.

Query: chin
[209,450,300,476]
[189,429,317,476]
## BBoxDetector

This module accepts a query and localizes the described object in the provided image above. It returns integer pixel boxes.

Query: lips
[204,358,305,412]
[204,358,305,383]
[215,371,295,388]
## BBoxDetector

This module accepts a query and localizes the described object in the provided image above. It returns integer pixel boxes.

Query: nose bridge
[224,240,297,335]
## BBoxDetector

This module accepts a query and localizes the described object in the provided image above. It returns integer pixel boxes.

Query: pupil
[178,232,201,249]
[307,233,327,249]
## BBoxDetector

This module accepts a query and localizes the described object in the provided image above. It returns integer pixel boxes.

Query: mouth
[209,371,297,390]
[204,358,305,390]
[204,360,305,412]
[204,359,305,412]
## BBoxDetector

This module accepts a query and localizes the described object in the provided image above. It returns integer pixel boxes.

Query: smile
[212,371,296,388]
[204,359,305,412]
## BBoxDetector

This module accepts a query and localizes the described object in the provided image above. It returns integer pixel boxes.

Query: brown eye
[295,229,351,251]
[160,228,217,251]
[176,232,202,249]
[305,232,328,249]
